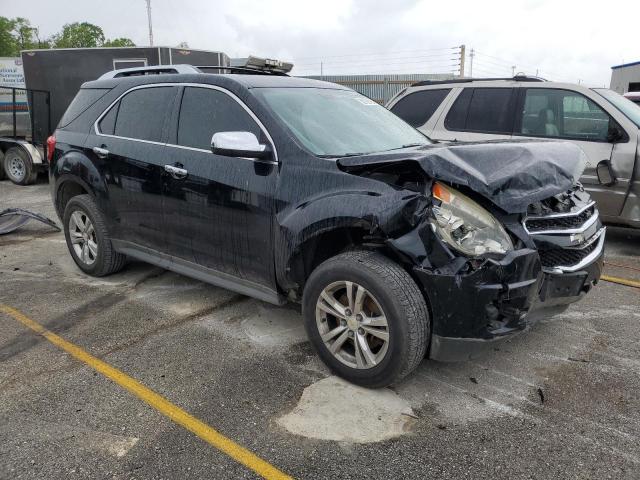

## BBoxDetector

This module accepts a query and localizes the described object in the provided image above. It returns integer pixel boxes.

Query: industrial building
[303,73,455,104]
[610,60,640,94]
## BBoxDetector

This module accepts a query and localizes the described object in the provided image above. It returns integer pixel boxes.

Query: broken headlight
[430,182,513,256]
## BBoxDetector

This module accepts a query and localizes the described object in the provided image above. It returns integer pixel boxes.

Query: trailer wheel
[4,147,38,185]
[0,150,5,180]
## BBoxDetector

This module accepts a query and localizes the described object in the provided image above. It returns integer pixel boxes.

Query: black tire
[3,146,37,185]
[63,194,127,277]
[0,150,5,180]
[302,250,430,388]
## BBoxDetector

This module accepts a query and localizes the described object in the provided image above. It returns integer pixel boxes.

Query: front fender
[275,188,428,289]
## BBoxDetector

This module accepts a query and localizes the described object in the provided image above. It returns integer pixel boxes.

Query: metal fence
[301,73,456,104]
[0,86,51,143]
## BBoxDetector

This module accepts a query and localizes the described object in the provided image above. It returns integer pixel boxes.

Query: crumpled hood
[337,140,588,213]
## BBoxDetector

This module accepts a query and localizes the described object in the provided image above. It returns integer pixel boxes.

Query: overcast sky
[5,0,638,86]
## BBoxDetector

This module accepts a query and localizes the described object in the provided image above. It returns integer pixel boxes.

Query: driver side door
[162,85,278,290]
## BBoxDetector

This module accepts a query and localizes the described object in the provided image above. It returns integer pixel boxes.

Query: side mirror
[596,159,616,186]
[211,131,270,160]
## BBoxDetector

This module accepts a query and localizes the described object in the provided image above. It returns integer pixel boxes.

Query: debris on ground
[0,208,60,235]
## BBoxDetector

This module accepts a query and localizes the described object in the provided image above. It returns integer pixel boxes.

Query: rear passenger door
[162,85,278,290]
[432,87,517,142]
[87,85,178,252]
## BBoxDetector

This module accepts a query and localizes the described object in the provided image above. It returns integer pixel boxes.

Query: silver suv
[387,77,640,228]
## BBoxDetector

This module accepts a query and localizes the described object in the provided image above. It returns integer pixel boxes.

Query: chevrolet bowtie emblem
[570,233,585,244]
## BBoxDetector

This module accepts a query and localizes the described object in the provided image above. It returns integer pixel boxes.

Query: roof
[611,60,640,70]
[83,72,347,90]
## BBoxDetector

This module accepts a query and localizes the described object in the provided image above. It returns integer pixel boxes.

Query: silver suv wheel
[68,210,98,265]
[315,280,390,369]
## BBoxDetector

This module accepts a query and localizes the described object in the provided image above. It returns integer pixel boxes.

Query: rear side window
[59,88,110,127]
[445,88,515,134]
[103,87,176,142]
[98,104,118,135]
[177,87,261,150]
[390,89,451,127]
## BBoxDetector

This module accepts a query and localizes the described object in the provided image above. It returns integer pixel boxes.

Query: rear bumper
[415,243,603,362]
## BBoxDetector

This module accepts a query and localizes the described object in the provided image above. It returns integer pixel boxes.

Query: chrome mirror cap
[211,131,268,159]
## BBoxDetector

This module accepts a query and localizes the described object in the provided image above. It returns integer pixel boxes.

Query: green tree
[0,17,43,55]
[103,37,136,47]
[13,17,40,50]
[52,22,105,48]
[0,17,18,56]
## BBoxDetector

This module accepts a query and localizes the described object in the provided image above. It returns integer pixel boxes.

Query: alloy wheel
[69,210,98,265]
[315,280,390,369]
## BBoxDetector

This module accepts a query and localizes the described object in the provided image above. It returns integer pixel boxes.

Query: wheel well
[287,227,434,320]
[57,181,89,216]
[288,227,409,294]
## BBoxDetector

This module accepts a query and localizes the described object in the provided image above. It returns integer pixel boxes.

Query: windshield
[593,88,640,129]
[253,87,431,156]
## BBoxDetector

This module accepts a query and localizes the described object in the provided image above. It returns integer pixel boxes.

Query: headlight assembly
[430,182,513,256]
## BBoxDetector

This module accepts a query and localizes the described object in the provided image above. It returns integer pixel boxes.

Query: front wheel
[302,250,430,388]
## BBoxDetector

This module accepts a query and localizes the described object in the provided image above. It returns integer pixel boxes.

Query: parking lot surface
[1,179,640,479]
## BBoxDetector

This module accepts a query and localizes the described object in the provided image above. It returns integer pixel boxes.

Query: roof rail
[98,64,202,80]
[196,65,289,76]
[411,75,546,87]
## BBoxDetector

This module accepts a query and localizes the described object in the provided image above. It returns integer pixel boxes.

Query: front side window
[390,89,451,127]
[102,86,176,142]
[177,87,261,150]
[445,88,515,134]
[253,88,430,156]
[520,88,611,141]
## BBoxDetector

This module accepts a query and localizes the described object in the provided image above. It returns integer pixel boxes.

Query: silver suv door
[513,87,635,219]
[430,87,516,142]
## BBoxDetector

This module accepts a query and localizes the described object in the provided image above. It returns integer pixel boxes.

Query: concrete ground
[1,178,639,480]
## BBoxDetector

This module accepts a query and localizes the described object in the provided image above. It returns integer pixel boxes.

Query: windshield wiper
[382,143,428,152]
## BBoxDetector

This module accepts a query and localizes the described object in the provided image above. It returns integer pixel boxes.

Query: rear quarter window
[390,89,451,127]
[59,88,110,128]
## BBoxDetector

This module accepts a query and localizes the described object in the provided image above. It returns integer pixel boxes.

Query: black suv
[50,66,604,387]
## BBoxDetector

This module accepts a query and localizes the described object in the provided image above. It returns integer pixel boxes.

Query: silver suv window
[519,88,610,142]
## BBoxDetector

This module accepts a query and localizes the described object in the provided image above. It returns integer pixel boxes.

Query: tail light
[46,135,56,163]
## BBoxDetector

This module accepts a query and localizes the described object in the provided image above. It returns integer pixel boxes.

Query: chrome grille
[539,240,599,269]
[525,205,595,233]
[524,200,604,272]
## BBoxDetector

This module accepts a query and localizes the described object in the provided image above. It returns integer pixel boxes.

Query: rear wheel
[0,150,5,180]
[3,147,37,185]
[63,194,127,277]
[302,250,430,388]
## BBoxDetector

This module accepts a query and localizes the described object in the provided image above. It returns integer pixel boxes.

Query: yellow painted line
[0,304,293,480]
[601,275,640,289]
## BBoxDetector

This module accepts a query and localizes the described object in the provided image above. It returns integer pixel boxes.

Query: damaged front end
[337,141,603,362]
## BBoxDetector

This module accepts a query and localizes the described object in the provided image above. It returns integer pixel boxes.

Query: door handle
[92,146,109,159]
[164,164,188,179]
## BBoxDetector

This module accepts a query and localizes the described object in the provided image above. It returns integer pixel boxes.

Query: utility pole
[469,48,474,77]
[320,61,323,79]
[459,44,466,77]
[146,0,154,46]
[511,65,516,76]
